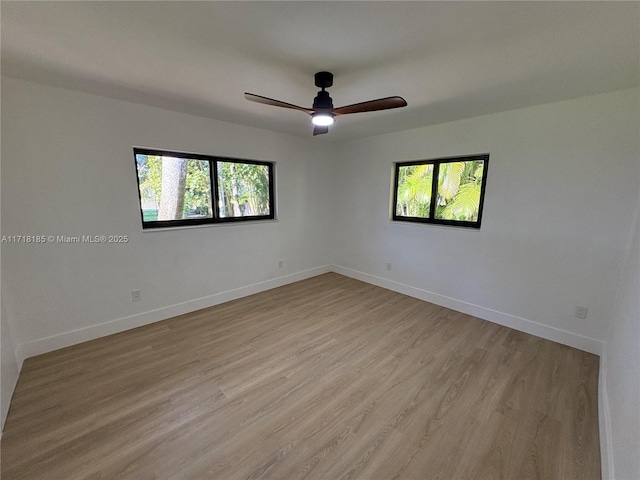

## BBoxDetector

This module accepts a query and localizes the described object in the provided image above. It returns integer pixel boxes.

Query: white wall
[1,77,335,360]
[1,302,20,431]
[332,88,639,353]
[1,144,22,430]
[603,204,639,480]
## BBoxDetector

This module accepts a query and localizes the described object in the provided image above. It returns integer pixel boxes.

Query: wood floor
[1,273,601,480]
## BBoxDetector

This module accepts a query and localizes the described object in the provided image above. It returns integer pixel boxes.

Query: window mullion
[211,159,221,221]
[430,162,439,219]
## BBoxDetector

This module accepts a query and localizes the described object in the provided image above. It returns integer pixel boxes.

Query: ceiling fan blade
[333,96,407,116]
[313,125,330,136]
[244,93,313,114]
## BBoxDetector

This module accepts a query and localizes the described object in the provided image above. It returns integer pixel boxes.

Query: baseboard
[18,263,603,360]
[598,344,614,479]
[18,266,332,360]
[331,265,604,356]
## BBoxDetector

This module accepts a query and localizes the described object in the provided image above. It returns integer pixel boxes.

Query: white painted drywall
[603,205,639,480]
[332,88,639,350]
[1,302,20,431]
[0,121,21,431]
[1,77,335,358]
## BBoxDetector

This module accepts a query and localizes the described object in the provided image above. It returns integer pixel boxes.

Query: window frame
[392,153,489,229]
[134,147,275,229]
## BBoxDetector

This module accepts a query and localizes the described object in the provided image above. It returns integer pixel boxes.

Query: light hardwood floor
[1,273,600,479]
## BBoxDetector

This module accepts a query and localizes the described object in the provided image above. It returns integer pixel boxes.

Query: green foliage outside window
[138,155,213,221]
[217,161,271,218]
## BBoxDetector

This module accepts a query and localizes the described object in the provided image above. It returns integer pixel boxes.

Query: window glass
[217,161,272,218]
[434,160,485,222]
[395,163,434,219]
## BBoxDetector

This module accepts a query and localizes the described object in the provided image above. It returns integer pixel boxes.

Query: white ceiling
[2,1,638,142]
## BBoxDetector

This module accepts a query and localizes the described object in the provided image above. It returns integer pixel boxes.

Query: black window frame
[392,153,489,229]
[134,147,275,229]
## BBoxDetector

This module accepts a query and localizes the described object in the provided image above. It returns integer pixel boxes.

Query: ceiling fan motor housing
[313,90,333,110]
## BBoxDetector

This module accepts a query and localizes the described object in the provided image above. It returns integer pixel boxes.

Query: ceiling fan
[244,71,407,136]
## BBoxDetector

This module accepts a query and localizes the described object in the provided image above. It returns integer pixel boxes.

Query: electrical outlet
[131,290,142,302]
[575,306,588,319]
[386,263,392,271]
[278,260,284,269]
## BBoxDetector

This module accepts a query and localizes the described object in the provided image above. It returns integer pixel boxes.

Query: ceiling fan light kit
[244,71,407,136]
[311,112,334,126]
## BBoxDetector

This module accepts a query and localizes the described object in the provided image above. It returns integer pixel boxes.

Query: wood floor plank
[0,273,601,479]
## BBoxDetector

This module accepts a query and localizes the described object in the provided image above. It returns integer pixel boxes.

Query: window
[393,154,489,228]
[134,148,274,229]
